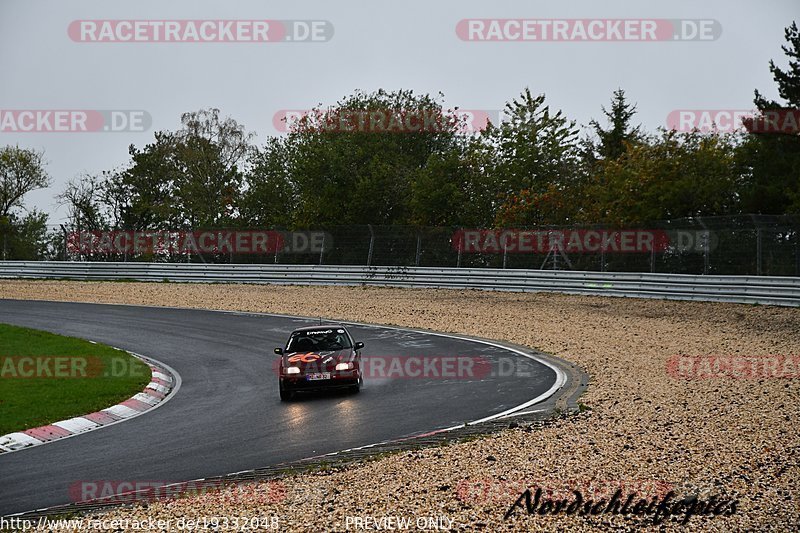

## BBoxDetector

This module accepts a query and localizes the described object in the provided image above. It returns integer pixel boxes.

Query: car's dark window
[287,329,352,352]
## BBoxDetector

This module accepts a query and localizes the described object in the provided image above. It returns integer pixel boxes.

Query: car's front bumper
[280,371,359,391]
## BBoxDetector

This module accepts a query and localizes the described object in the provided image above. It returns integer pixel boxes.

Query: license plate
[307,372,331,381]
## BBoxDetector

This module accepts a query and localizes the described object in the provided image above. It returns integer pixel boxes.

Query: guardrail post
[319,233,326,265]
[502,245,508,269]
[415,234,422,266]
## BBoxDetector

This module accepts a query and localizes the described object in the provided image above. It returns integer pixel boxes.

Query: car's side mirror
[274,347,283,355]
[354,342,364,350]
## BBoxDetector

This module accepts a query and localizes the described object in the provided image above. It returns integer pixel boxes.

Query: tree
[178,108,253,175]
[741,21,800,214]
[283,89,465,227]
[240,138,296,228]
[483,89,582,226]
[122,109,254,229]
[754,21,800,110]
[57,174,108,231]
[0,146,51,259]
[125,133,182,229]
[409,141,495,227]
[0,146,50,217]
[2,209,49,260]
[589,88,642,162]
[172,109,253,227]
[98,169,135,229]
[578,130,741,225]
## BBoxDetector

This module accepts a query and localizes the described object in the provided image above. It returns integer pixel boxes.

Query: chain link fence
[5,215,800,277]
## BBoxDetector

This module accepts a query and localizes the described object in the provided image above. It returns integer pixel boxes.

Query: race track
[0,300,557,515]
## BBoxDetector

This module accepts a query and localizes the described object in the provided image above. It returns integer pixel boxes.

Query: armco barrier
[0,261,798,306]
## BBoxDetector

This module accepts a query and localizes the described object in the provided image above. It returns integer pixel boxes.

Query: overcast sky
[1,0,796,224]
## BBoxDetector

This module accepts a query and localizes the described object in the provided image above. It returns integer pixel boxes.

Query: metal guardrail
[0,261,798,306]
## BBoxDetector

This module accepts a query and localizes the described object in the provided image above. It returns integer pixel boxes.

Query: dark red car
[275,324,364,401]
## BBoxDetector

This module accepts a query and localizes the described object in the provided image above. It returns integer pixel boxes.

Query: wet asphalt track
[0,300,556,515]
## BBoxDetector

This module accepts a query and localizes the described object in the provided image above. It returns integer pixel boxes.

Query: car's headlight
[335,362,354,371]
[285,366,300,374]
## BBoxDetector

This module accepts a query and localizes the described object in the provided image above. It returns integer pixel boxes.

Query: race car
[275,324,364,401]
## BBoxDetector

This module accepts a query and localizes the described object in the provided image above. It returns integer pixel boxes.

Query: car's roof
[291,324,348,333]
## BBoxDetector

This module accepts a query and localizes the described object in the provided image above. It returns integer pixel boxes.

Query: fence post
[367,224,374,266]
[61,225,68,261]
[650,243,655,273]
[796,229,799,276]
[698,218,710,275]
[756,228,763,276]
[415,234,422,266]
[319,232,326,265]
[0,215,7,260]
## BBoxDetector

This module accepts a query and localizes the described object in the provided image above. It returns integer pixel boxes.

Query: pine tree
[589,89,642,161]
[754,22,800,109]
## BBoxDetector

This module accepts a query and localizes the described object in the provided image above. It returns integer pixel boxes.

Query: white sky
[1,0,796,223]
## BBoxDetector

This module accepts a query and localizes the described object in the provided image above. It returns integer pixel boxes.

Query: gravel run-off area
[1,280,798,532]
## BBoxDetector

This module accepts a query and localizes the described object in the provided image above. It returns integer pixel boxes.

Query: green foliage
[0,209,49,260]
[754,21,800,110]
[578,130,742,225]
[239,138,296,228]
[282,89,464,227]
[485,89,581,197]
[589,88,642,162]
[0,145,51,218]
[743,21,800,215]
[486,89,582,226]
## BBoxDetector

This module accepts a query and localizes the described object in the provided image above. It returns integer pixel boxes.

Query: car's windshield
[287,328,351,352]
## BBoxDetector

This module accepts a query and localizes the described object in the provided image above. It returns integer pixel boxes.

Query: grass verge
[0,323,151,434]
